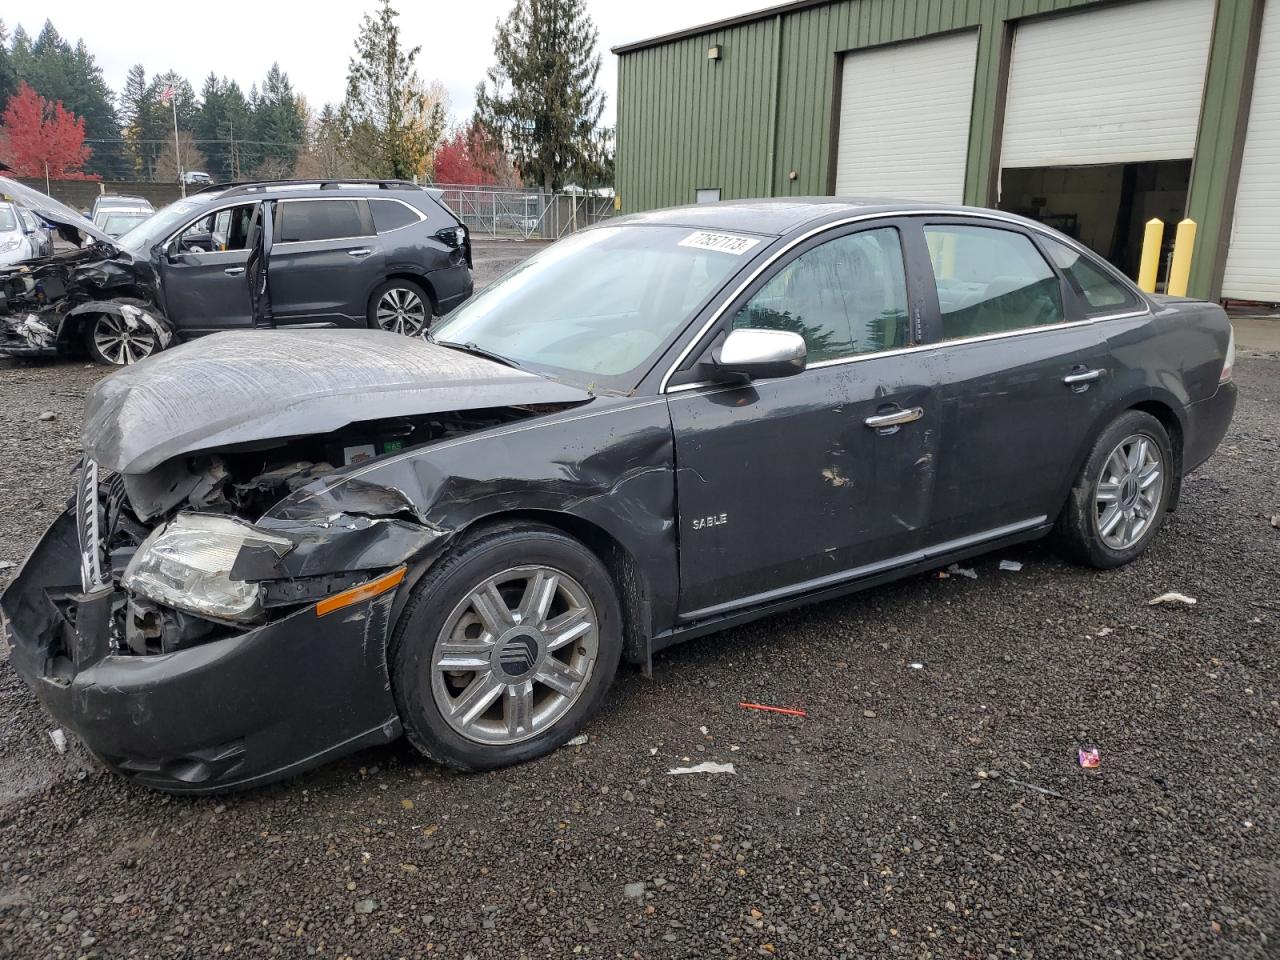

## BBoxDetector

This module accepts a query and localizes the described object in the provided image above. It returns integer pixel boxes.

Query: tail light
[1219,325,1235,384]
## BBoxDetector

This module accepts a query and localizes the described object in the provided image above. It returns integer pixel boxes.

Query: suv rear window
[370,199,421,233]
[277,199,368,243]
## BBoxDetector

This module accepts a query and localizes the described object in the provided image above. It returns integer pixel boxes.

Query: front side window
[1041,235,1140,313]
[925,224,1064,340]
[732,228,910,362]
[176,203,257,252]
[277,199,368,243]
[0,206,17,232]
[433,225,752,389]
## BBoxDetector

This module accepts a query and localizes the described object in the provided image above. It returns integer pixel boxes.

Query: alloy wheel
[93,314,157,365]
[376,286,429,336]
[1094,433,1164,550]
[430,565,599,745]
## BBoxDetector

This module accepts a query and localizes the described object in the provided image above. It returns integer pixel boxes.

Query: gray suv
[0,178,473,366]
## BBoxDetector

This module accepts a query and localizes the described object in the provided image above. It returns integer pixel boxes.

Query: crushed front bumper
[1,511,403,793]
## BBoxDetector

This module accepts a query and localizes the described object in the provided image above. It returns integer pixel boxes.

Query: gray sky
[6,1,755,128]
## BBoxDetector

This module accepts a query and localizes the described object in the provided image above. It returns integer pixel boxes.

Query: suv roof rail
[194,178,422,197]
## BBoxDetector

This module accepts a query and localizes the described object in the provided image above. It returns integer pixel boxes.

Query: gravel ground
[0,305,1276,957]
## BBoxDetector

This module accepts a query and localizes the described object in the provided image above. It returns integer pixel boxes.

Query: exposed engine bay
[88,407,541,657]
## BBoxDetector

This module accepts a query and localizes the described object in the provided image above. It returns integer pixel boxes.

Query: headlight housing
[123,514,293,622]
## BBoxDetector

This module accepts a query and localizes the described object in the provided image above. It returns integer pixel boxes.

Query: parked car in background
[0,201,47,265]
[90,194,154,223]
[95,209,153,239]
[0,199,1236,792]
[17,207,55,258]
[0,177,473,365]
[182,171,212,186]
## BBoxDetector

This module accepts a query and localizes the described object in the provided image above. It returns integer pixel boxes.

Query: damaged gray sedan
[1,199,1236,792]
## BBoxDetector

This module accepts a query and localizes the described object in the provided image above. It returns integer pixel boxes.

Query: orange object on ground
[738,702,807,717]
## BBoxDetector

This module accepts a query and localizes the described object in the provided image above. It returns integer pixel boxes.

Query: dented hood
[84,329,593,474]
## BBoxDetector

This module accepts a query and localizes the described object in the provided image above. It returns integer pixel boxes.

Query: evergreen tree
[0,22,17,111]
[119,64,147,177]
[253,63,305,174]
[474,0,606,193]
[341,0,445,179]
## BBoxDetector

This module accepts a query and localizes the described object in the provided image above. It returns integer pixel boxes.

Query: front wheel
[1058,410,1174,568]
[83,313,159,366]
[390,523,622,771]
[368,279,433,336]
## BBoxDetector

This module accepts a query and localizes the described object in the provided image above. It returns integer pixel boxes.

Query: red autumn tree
[433,127,488,185]
[0,82,97,180]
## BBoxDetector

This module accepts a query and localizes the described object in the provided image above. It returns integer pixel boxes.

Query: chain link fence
[431,185,616,240]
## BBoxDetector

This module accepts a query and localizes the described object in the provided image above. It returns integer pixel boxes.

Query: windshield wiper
[431,338,521,369]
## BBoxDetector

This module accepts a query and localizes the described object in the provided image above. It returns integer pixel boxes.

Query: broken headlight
[122,514,292,622]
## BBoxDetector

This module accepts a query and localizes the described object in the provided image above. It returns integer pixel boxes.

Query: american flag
[159,84,174,106]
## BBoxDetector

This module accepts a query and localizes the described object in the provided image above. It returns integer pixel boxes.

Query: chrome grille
[76,459,107,593]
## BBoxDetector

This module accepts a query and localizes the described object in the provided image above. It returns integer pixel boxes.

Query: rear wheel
[390,523,622,770]
[368,279,432,336]
[1058,410,1173,568]
[83,313,158,366]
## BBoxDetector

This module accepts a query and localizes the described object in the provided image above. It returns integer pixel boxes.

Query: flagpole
[172,96,184,198]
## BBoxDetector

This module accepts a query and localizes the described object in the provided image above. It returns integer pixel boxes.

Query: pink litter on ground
[1078,747,1101,769]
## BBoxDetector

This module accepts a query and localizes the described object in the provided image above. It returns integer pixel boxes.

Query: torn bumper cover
[0,300,174,359]
[0,508,434,793]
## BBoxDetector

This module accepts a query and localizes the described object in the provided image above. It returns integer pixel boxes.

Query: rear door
[268,198,385,327]
[913,218,1116,545]
[159,202,261,333]
[668,221,941,619]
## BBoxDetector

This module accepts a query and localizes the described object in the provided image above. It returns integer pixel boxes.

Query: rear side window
[925,225,1064,340]
[370,199,422,234]
[277,200,368,242]
[1041,236,1141,313]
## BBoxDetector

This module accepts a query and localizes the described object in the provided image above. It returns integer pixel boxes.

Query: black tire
[82,313,159,367]
[1057,410,1175,569]
[367,278,433,336]
[390,522,623,771]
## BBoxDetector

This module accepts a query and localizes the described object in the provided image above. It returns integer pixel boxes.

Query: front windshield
[0,205,16,232]
[116,199,203,254]
[432,225,759,390]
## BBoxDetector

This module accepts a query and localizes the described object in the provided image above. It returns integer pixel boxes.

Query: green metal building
[614,0,1279,302]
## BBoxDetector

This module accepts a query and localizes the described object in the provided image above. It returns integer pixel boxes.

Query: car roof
[96,195,151,206]
[186,180,430,205]
[611,197,1054,238]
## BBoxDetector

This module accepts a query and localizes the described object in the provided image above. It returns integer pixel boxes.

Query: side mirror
[712,328,807,381]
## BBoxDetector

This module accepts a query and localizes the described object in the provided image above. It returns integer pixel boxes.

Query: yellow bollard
[1137,218,1164,293]
[1166,218,1197,297]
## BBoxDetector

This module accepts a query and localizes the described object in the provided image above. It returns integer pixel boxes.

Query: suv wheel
[1058,410,1174,568]
[369,279,432,336]
[84,313,158,366]
[390,523,622,771]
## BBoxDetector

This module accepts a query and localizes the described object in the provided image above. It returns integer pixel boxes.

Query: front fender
[64,299,174,350]
[263,397,680,637]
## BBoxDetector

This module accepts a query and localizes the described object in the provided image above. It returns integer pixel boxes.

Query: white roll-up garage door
[1223,2,1280,302]
[1001,0,1215,168]
[834,31,978,203]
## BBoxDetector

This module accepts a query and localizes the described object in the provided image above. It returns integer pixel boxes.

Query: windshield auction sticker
[678,231,762,255]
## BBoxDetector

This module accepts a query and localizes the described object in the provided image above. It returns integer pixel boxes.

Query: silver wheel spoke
[435,641,493,671]
[546,607,591,651]
[1139,464,1161,489]
[518,570,558,626]
[452,673,504,727]
[535,657,584,697]
[1096,482,1120,503]
[471,583,514,635]
[505,680,534,737]
[1099,504,1123,536]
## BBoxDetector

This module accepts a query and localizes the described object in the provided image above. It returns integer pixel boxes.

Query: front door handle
[864,406,924,433]
[1063,368,1105,393]
[347,248,372,258]
[223,266,245,276]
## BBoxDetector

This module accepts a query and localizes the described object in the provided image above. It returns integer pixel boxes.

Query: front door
[916,219,1115,544]
[159,202,260,333]
[668,222,940,620]
[268,198,385,327]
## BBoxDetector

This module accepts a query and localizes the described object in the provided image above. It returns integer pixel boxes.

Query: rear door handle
[223,266,245,276]
[864,406,924,432]
[347,248,372,258]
